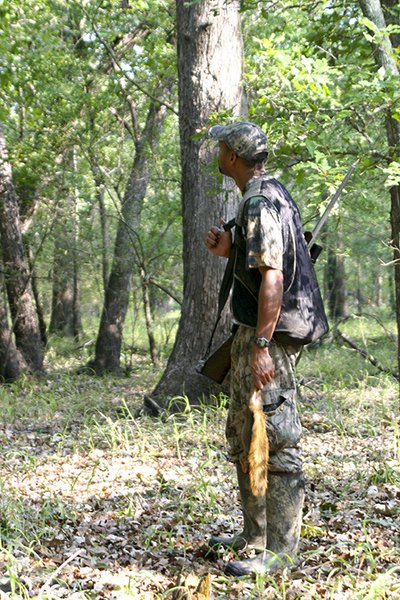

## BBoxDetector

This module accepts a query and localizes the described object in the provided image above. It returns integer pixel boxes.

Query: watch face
[255,336,270,348]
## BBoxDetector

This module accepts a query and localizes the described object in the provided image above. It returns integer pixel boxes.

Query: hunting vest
[232,176,328,345]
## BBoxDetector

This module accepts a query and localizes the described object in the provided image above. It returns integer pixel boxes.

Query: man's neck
[236,167,266,192]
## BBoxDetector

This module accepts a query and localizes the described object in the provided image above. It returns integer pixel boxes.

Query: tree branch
[109,107,135,137]
[148,277,182,306]
[82,7,178,116]
[337,331,399,380]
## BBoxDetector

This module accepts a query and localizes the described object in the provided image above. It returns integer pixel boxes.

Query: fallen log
[337,332,399,381]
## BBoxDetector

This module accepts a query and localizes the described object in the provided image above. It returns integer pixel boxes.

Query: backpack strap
[203,218,236,359]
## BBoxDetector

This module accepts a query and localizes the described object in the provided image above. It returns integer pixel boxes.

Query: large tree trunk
[148,0,243,408]
[358,0,400,385]
[90,100,167,373]
[0,125,44,372]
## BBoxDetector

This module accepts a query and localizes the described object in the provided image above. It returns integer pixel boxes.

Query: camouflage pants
[226,325,303,473]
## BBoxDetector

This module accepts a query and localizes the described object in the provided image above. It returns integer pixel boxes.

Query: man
[205,121,321,577]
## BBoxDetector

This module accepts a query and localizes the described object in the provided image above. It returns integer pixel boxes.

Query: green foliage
[1,0,181,358]
[240,1,398,321]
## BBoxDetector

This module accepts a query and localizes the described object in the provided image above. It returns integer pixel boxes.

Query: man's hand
[251,345,275,390]
[205,221,232,258]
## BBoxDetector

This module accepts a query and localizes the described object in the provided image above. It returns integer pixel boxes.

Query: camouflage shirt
[236,192,283,272]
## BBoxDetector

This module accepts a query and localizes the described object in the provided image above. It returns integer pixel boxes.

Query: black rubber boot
[224,472,305,576]
[209,463,267,552]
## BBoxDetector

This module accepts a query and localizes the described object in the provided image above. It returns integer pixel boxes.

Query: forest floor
[0,336,399,599]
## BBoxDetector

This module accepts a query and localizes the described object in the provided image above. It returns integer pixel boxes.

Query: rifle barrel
[309,158,360,247]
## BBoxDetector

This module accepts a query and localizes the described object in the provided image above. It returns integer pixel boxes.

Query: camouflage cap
[209,121,268,162]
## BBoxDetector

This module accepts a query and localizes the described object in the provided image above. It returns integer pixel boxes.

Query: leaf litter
[0,366,399,599]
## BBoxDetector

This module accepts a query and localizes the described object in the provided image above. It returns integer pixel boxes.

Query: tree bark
[326,231,348,320]
[140,265,159,366]
[49,233,77,337]
[89,163,110,293]
[148,0,243,408]
[90,99,167,372]
[0,263,27,381]
[356,261,364,314]
[27,246,48,347]
[0,124,44,372]
[49,170,82,339]
[97,182,110,293]
[358,0,400,392]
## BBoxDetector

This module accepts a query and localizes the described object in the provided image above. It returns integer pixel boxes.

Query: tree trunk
[358,0,400,389]
[49,181,81,338]
[0,263,27,381]
[89,164,110,293]
[49,234,77,337]
[148,0,243,408]
[355,261,363,314]
[140,265,159,366]
[372,271,383,307]
[27,246,48,347]
[97,183,110,292]
[91,100,167,372]
[0,124,44,372]
[326,234,348,321]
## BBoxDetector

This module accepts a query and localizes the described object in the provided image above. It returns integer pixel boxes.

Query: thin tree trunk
[72,151,82,340]
[148,0,243,408]
[49,234,76,336]
[326,233,348,320]
[388,265,396,311]
[140,265,159,366]
[356,261,364,315]
[27,246,47,347]
[49,154,82,338]
[372,271,383,306]
[358,0,400,393]
[0,263,27,381]
[89,163,110,293]
[91,100,167,372]
[0,124,43,372]
[72,234,81,340]
[97,182,110,292]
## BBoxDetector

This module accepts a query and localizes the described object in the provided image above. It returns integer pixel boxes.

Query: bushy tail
[248,389,268,496]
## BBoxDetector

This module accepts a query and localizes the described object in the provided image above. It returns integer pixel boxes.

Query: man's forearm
[251,267,283,389]
[255,267,283,340]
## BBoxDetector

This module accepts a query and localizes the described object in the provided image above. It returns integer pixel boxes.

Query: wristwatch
[253,336,271,348]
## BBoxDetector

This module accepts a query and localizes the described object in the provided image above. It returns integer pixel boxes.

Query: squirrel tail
[248,389,269,496]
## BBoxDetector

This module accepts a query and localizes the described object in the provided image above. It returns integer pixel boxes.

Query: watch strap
[253,336,271,348]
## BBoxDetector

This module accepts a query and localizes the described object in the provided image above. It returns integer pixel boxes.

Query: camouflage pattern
[237,193,283,271]
[209,122,268,162]
[209,463,267,552]
[226,325,303,474]
[224,471,305,575]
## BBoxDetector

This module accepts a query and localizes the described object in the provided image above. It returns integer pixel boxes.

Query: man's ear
[229,151,238,164]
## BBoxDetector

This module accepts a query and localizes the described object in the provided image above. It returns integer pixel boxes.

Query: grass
[0,313,399,598]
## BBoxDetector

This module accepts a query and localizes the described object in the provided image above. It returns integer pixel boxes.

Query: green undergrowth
[0,321,399,599]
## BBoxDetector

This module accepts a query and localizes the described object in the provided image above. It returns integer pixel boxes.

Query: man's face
[218,141,235,177]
